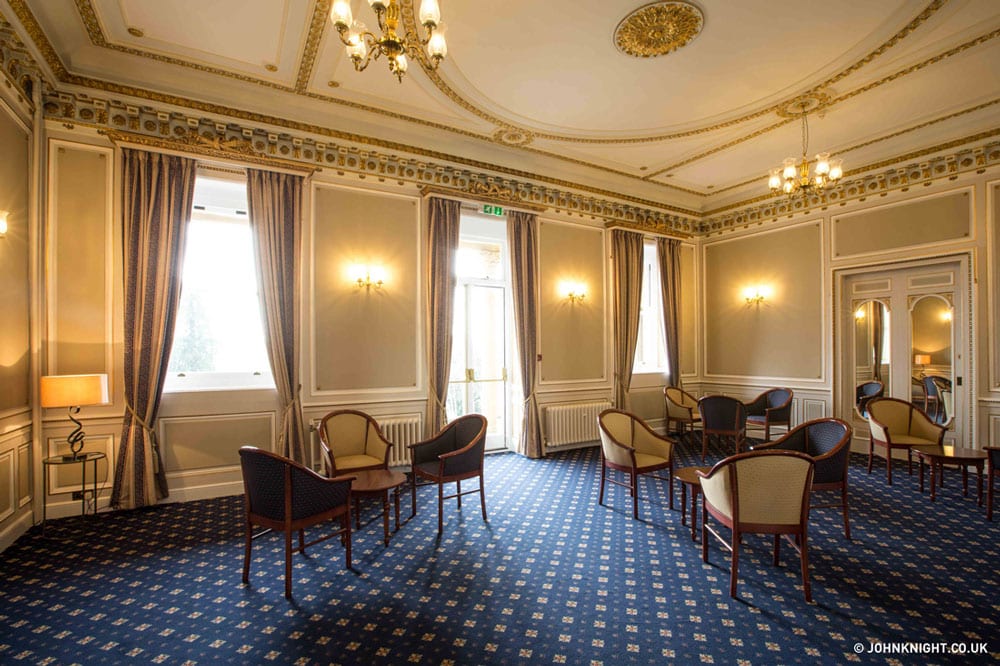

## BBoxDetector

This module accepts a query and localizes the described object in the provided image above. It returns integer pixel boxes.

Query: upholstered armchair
[409,414,488,535]
[239,446,354,599]
[744,388,793,441]
[697,395,747,462]
[318,409,393,476]
[664,386,701,435]
[753,418,854,539]
[854,380,884,419]
[866,397,946,485]
[923,375,952,424]
[597,409,675,520]
[698,450,815,602]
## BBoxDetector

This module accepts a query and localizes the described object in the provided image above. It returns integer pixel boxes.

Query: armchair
[239,446,353,599]
[922,375,952,424]
[409,414,488,535]
[744,388,793,441]
[753,418,854,539]
[866,397,946,485]
[698,450,815,602]
[854,380,884,419]
[318,409,393,476]
[697,395,747,462]
[597,409,674,520]
[664,386,701,435]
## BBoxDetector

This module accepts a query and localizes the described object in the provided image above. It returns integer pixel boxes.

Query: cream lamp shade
[913,354,931,367]
[40,374,109,408]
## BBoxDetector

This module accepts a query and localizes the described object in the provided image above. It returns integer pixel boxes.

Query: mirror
[910,295,952,424]
[853,300,889,413]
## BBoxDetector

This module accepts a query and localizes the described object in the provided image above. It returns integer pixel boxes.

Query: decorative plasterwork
[0,20,42,110]
[613,2,704,58]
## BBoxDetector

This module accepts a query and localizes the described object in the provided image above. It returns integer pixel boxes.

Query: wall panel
[160,413,274,472]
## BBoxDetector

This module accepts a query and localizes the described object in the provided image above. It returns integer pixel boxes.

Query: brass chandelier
[330,0,447,83]
[768,102,843,196]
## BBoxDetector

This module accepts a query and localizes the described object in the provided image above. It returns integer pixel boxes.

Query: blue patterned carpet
[1,435,998,665]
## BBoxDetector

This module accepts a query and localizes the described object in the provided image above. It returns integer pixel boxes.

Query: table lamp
[40,374,109,460]
[913,354,931,377]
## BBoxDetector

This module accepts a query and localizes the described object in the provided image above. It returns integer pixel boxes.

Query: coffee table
[912,445,987,504]
[350,469,407,546]
[675,466,712,541]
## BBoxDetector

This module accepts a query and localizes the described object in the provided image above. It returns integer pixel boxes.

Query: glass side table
[41,452,106,529]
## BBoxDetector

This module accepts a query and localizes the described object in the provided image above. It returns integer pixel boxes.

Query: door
[840,257,969,445]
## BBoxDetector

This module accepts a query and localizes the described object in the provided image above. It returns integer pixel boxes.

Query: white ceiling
[15,0,1000,214]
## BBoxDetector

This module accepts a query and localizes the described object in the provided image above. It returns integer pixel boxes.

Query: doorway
[838,256,971,445]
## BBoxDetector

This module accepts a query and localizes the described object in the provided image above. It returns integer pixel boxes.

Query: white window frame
[631,240,670,387]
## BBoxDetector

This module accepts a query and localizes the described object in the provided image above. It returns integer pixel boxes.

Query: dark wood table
[350,469,407,546]
[675,466,712,541]
[912,445,987,504]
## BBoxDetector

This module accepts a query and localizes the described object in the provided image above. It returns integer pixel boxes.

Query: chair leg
[298,528,306,554]
[631,471,639,520]
[242,520,253,585]
[907,448,913,476]
[730,530,740,599]
[701,432,708,462]
[886,447,893,485]
[343,515,352,569]
[456,479,462,510]
[841,485,851,540]
[800,529,812,603]
[479,472,488,522]
[598,463,606,507]
[437,482,444,535]
[668,468,674,511]
[700,504,709,563]
[867,437,874,474]
[410,471,417,518]
[988,473,994,522]
[284,529,293,600]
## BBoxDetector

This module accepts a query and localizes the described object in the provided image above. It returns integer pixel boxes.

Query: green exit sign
[482,204,504,217]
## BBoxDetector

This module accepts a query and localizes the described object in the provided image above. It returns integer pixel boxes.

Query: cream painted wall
[0,109,30,410]
[703,222,824,380]
[538,221,605,382]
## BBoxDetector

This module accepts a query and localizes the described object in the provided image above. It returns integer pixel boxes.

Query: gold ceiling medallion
[493,127,533,147]
[776,92,832,118]
[614,2,704,58]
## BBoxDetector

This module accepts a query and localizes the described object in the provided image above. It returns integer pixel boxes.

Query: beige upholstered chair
[866,397,945,485]
[698,450,815,602]
[664,387,701,435]
[597,409,674,520]
[318,409,393,476]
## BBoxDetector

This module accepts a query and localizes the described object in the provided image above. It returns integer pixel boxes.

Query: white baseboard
[0,512,34,552]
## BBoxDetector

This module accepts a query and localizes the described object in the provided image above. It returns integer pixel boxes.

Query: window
[633,240,669,375]
[165,176,274,391]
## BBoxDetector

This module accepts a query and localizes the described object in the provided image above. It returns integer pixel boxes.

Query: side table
[350,469,408,546]
[41,452,106,528]
[675,465,712,541]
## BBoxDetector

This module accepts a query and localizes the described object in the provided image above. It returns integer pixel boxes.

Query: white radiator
[377,414,422,467]
[544,400,612,447]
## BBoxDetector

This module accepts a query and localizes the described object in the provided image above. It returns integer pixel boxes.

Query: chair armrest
[910,415,946,444]
[290,467,353,518]
[868,416,890,444]
[409,434,453,464]
[743,394,767,416]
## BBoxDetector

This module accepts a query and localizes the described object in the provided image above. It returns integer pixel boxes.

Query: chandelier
[330,0,447,83]
[768,102,843,196]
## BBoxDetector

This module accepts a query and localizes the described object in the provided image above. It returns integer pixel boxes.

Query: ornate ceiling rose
[614,2,704,58]
[776,92,833,118]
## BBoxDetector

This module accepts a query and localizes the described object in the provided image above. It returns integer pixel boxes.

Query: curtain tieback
[278,386,302,449]
[126,400,161,473]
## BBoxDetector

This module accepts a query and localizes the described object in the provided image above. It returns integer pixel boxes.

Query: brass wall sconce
[742,285,772,306]
[349,264,385,291]
[0,210,8,237]
[560,281,587,304]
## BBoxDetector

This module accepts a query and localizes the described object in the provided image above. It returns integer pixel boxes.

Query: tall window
[633,240,669,375]
[165,175,274,391]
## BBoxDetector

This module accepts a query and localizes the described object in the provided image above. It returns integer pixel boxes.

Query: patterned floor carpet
[1,434,998,665]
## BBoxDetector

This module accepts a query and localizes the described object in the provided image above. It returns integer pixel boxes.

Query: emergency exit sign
[482,204,504,216]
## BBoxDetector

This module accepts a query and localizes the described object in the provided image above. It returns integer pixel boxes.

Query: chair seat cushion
[884,434,938,446]
[635,453,669,470]
[746,416,766,425]
[336,454,384,471]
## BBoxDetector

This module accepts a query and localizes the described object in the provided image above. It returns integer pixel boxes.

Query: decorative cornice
[294,0,331,92]
[0,20,39,110]
[419,185,547,213]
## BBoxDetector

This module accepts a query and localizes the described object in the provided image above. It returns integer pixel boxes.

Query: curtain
[872,302,884,382]
[507,210,543,458]
[610,229,645,409]
[656,238,682,387]
[247,169,306,462]
[426,197,461,435]
[111,149,196,509]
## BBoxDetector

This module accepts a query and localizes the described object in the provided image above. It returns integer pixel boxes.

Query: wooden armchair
[866,397,945,485]
[597,409,675,520]
[744,388,793,441]
[664,386,701,435]
[239,446,354,599]
[697,395,747,462]
[854,380,884,419]
[318,409,393,476]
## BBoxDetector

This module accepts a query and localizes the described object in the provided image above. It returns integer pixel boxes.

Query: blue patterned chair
[597,409,675,520]
[753,418,854,539]
[698,450,815,602]
[744,388,793,441]
[409,414,488,535]
[854,380,884,419]
[239,446,354,599]
[697,395,747,462]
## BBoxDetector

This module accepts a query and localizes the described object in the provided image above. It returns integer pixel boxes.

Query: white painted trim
[987,179,999,394]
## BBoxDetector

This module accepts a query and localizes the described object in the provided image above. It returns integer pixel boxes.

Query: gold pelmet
[614,2,704,58]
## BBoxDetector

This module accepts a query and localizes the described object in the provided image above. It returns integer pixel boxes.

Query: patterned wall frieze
[42,89,700,235]
[0,18,44,110]
[700,136,1000,234]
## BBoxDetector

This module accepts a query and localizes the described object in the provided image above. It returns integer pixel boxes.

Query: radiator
[308,413,422,471]
[544,400,612,447]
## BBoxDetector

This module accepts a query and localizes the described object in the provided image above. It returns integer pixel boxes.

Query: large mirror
[853,300,889,416]
[910,294,953,424]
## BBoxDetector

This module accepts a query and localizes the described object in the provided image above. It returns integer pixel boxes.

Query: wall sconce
[348,264,385,291]
[40,374,110,460]
[854,308,866,320]
[559,280,587,304]
[742,285,772,306]
[940,309,953,322]
[0,210,8,238]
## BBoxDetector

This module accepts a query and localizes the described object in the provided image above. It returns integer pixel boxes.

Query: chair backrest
[441,414,489,475]
[238,446,351,522]
[767,388,793,410]
[598,409,636,467]
[855,381,884,402]
[700,450,813,526]
[866,397,913,435]
[698,395,746,433]
[319,410,384,458]
[922,375,941,400]
[664,387,697,415]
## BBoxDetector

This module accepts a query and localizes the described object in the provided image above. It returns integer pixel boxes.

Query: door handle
[466,368,475,382]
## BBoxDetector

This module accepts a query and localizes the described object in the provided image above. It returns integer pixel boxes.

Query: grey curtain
[246,168,306,463]
[112,148,196,509]
[507,210,543,458]
[872,302,884,382]
[426,197,461,435]
[611,229,645,409]
[656,238,682,386]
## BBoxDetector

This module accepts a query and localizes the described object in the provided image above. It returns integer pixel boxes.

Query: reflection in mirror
[853,300,889,415]
[911,295,952,424]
